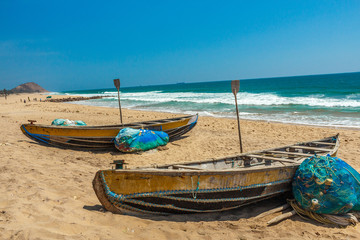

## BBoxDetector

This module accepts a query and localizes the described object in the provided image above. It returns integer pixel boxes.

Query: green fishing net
[292,155,360,214]
[51,119,87,126]
[114,128,169,152]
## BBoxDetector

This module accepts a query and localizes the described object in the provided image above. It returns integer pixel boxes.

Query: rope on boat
[288,199,358,226]
[191,175,200,199]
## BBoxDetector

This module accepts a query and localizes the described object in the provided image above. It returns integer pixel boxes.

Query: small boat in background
[20,114,198,150]
[93,134,339,215]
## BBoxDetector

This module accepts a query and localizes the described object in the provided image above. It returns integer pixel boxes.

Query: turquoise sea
[57,72,360,129]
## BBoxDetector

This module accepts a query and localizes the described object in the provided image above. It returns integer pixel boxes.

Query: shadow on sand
[83,195,332,228]
[84,195,290,222]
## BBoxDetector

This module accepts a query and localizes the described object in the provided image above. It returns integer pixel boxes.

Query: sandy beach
[1,93,360,240]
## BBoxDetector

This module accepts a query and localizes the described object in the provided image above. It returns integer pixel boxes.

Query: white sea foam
[66,90,360,129]
[347,93,360,99]
[66,90,360,108]
[46,92,62,95]
[109,91,360,108]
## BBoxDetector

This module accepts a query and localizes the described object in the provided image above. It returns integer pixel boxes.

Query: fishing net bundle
[287,199,359,226]
[51,119,87,126]
[114,128,169,152]
[291,155,360,226]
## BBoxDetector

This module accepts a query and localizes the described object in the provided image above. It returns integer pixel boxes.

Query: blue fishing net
[51,119,87,126]
[292,155,360,214]
[114,128,169,152]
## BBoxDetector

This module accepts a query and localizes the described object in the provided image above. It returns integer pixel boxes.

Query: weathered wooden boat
[20,114,198,150]
[93,134,340,215]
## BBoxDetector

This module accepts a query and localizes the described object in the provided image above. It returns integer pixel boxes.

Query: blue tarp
[114,128,169,152]
[292,155,360,214]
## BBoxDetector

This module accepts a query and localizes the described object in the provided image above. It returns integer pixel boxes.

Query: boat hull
[93,134,340,215]
[93,166,298,215]
[20,114,198,150]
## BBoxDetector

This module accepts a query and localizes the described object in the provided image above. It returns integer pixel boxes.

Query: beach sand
[1,93,360,240]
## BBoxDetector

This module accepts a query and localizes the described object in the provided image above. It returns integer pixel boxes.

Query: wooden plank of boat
[311,141,336,145]
[172,165,205,170]
[266,151,314,157]
[290,145,332,151]
[246,154,298,163]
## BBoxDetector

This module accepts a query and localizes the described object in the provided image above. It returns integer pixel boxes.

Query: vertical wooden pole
[231,80,243,153]
[113,79,123,126]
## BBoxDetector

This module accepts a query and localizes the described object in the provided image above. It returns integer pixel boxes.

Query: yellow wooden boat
[20,114,198,150]
[93,134,339,215]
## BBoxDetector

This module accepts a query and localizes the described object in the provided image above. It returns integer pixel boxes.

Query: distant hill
[10,82,49,93]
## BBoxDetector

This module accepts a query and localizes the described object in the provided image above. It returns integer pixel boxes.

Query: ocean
[57,72,360,129]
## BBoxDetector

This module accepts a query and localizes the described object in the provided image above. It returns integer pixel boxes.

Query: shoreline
[1,93,360,239]
[17,92,360,130]
[9,92,360,131]
[24,91,359,130]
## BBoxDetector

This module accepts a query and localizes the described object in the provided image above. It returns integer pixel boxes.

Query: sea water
[57,72,360,129]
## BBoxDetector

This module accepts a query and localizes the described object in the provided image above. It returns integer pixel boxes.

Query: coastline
[61,92,360,131]
[1,93,360,239]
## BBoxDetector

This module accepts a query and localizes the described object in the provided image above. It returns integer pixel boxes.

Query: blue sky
[1,1,360,91]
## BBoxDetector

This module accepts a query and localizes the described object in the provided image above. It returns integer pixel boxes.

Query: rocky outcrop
[10,82,49,93]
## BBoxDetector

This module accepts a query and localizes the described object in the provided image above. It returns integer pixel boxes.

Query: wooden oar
[254,203,290,219]
[231,80,243,153]
[113,79,123,126]
[267,210,296,225]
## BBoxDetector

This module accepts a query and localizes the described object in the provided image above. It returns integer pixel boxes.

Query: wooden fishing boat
[93,134,340,215]
[20,114,198,150]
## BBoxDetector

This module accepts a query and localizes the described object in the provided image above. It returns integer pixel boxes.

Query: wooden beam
[267,210,296,225]
[172,165,205,170]
[291,145,331,151]
[311,141,336,145]
[246,155,297,163]
[266,151,313,157]
[254,203,290,219]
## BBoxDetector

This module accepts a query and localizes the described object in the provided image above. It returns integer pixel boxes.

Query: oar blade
[231,80,240,95]
[113,79,120,90]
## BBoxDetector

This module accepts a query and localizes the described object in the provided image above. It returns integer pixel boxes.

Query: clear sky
[1,0,360,91]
